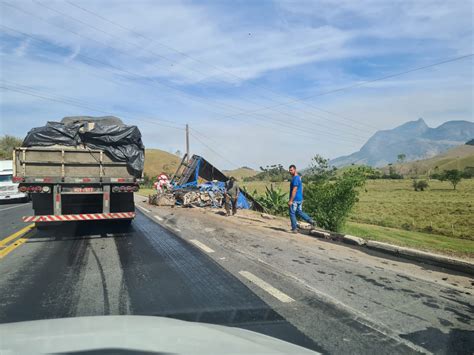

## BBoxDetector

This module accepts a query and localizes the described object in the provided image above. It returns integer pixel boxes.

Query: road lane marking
[154,215,164,221]
[0,204,27,212]
[136,205,151,213]
[0,224,35,248]
[0,237,30,259]
[239,271,295,303]
[189,239,215,253]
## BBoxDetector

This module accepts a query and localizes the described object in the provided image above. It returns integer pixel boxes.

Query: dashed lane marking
[0,224,34,248]
[136,205,151,213]
[154,215,164,221]
[239,271,295,303]
[189,239,215,253]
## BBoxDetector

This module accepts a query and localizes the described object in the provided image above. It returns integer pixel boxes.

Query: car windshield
[0,1,472,354]
[0,174,13,182]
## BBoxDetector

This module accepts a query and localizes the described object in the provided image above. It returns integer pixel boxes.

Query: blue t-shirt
[290,175,303,202]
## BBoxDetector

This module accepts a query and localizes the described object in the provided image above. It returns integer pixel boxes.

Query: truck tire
[35,222,49,230]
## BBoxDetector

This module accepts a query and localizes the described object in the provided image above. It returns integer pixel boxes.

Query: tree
[397,154,406,164]
[412,179,429,191]
[443,170,462,190]
[305,154,337,182]
[0,135,23,160]
[304,169,366,232]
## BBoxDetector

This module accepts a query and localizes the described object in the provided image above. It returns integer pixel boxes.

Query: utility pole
[185,123,190,163]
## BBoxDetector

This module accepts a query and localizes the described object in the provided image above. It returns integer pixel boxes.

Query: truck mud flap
[22,212,135,222]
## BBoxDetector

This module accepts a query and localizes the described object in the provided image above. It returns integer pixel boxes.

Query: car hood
[0,315,319,354]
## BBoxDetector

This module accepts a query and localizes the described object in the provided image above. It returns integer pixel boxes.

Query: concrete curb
[308,229,474,275]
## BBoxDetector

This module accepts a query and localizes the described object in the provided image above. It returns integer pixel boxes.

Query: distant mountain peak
[330,119,474,167]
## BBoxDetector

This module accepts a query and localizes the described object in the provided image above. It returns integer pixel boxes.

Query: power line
[64,0,379,131]
[189,131,240,169]
[0,83,185,131]
[190,127,261,168]
[217,53,474,117]
[27,0,369,141]
[0,21,366,144]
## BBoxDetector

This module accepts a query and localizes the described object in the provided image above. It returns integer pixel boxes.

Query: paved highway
[0,200,473,354]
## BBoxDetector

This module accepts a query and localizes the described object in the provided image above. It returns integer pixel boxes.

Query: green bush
[254,184,288,216]
[304,170,366,232]
[0,135,23,159]
[412,179,429,191]
[244,164,290,182]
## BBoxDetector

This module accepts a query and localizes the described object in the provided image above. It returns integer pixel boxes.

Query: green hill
[144,149,181,177]
[390,145,474,176]
[223,167,259,181]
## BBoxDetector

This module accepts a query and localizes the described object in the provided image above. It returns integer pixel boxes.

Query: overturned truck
[164,154,264,211]
[13,116,144,227]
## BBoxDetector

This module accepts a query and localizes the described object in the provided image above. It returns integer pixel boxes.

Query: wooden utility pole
[185,123,190,162]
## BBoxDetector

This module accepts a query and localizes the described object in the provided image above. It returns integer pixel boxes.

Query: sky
[0,0,473,170]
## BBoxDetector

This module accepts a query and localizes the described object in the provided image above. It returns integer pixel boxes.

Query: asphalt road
[0,200,473,354]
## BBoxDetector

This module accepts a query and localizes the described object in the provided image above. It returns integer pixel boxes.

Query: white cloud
[0,0,472,169]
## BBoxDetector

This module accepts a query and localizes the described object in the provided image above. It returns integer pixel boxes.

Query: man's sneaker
[290,229,299,234]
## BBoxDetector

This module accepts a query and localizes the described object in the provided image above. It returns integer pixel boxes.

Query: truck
[13,116,144,228]
[0,160,29,202]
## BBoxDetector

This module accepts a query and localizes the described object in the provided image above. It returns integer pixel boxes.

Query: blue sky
[0,0,472,170]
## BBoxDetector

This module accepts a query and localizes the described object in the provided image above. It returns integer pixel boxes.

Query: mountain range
[330,118,474,167]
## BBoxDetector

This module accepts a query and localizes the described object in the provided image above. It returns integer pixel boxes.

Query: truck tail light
[28,186,36,192]
[126,186,134,192]
[42,186,50,193]
[112,186,120,193]
[19,186,27,192]
[35,186,42,192]
[119,186,126,192]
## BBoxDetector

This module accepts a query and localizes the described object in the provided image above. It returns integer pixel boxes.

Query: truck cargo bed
[14,146,135,183]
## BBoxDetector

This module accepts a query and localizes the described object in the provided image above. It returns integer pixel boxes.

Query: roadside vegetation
[0,135,23,159]
[240,153,473,257]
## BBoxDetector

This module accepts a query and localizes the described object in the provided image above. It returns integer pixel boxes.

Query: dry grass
[349,179,474,240]
[223,167,258,181]
[144,149,181,177]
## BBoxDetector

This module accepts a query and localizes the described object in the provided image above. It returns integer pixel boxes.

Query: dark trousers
[224,194,238,215]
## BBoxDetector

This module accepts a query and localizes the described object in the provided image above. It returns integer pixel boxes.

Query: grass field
[342,222,473,257]
[241,178,473,257]
[349,179,473,240]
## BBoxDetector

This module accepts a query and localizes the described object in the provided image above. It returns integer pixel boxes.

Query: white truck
[0,160,28,202]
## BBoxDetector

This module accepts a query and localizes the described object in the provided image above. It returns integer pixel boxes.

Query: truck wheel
[35,222,48,230]
[119,219,132,229]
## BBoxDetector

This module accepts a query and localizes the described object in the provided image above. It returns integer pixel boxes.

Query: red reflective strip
[55,194,60,202]
[104,192,109,201]
[83,178,91,182]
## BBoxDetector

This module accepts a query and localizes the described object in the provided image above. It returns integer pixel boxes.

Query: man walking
[224,177,239,216]
[288,164,314,233]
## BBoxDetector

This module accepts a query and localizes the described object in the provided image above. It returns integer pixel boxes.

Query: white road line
[136,205,151,213]
[154,215,164,221]
[239,271,295,303]
[0,204,27,212]
[189,239,215,253]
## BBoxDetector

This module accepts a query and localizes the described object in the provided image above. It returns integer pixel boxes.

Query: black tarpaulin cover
[22,116,145,177]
